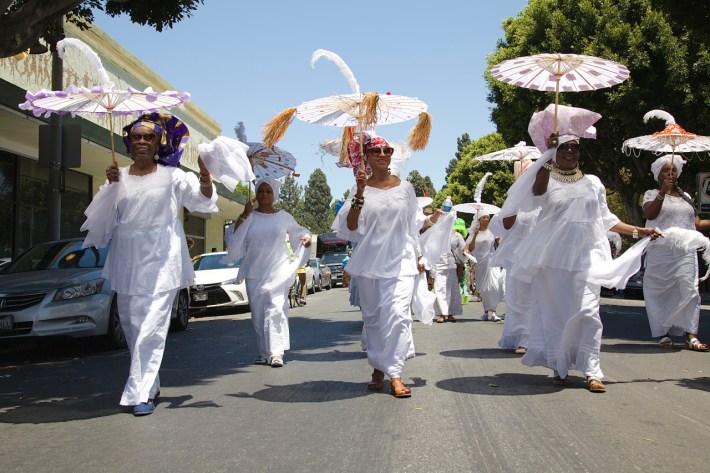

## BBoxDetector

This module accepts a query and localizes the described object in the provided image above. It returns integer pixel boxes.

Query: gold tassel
[339,126,355,167]
[261,107,297,149]
[408,112,431,151]
[361,92,379,129]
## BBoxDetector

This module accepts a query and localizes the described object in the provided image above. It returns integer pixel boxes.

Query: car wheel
[105,296,126,349]
[308,277,316,294]
[325,278,331,290]
[170,289,190,332]
[316,277,322,292]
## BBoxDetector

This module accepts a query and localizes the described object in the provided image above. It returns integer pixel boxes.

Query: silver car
[0,238,190,349]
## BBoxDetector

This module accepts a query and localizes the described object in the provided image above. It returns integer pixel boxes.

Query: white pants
[246,279,291,358]
[117,289,177,406]
[522,269,603,379]
[358,275,415,378]
[498,272,532,349]
[433,266,463,316]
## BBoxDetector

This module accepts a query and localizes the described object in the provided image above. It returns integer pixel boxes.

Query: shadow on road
[436,373,588,396]
[440,348,520,360]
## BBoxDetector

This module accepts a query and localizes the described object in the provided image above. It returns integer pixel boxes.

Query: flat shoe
[586,377,606,393]
[133,401,155,416]
[270,356,284,367]
[685,337,709,352]
[447,315,457,323]
[367,369,385,391]
[436,315,446,323]
[390,378,412,398]
[514,346,527,354]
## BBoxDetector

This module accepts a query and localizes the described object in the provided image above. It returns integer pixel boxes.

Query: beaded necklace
[543,162,584,183]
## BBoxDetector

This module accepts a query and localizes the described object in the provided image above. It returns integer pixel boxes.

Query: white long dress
[468,229,505,313]
[511,174,619,380]
[433,232,466,317]
[81,165,218,406]
[642,190,700,337]
[491,208,540,350]
[332,180,423,378]
[224,210,310,359]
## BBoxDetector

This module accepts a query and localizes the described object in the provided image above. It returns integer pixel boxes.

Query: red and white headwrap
[347,132,390,176]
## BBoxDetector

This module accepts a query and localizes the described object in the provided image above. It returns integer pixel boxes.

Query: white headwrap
[651,155,685,181]
[255,178,281,200]
[528,104,601,163]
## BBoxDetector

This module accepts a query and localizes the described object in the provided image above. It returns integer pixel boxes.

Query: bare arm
[347,165,367,231]
[197,156,213,199]
[502,215,517,230]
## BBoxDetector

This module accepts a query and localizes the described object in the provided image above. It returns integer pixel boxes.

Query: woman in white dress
[468,214,505,322]
[642,155,710,351]
[81,113,218,416]
[224,178,311,367]
[503,105,662,393]
[433,218,468,323]
[332,133,432,398]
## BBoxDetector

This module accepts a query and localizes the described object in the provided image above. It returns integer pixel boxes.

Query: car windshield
[322,253,347,264]
[193,254,240,271]
[4,240,109,274]
[309,259,318,268]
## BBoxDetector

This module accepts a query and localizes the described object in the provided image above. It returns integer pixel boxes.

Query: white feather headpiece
[474,172,492,204]
[643,109,675,125]
[311,49,360,94]
[56,38,114,88]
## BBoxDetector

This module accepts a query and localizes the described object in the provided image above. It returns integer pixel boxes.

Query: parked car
[623,268,645,299]
[0,238,190,349]
[190,252,248,313]
[322,252,348,287]
[309,257,332,292]
[302,262,316,295]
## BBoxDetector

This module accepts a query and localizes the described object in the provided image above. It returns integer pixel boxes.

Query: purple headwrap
[122,113,189,167]
[528,104,601,153]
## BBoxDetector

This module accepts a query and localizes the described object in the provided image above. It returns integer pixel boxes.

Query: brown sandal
[390,378,412,398]
[587,376,607,393]
[367,369,385,391]
[447,315,457,323]
[436,315,446,323]
[685,337,709,352]
[553,375,571,386]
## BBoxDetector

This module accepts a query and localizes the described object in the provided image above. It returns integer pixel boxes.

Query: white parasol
[622,110,710,157]
[18,38,190,166]
[319,136,412,167]
[453,202,501,216]
[475,141,541,162]
[490,53,629,130]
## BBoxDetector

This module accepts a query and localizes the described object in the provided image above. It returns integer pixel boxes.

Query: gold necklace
[543,163,584,183]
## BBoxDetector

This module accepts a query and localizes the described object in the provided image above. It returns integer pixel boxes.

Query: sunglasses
[367,147,394,156]
[557,143,580,152]
[129,132,158,143]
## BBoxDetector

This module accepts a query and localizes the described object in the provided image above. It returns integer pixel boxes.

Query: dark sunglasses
[557,143,580,152]
[367,147,394,156]
[129,132,158,143]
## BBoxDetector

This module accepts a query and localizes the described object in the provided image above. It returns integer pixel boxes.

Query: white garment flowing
[332,180,423,376]
[468,229,505,312]
[511,174,619,379]
[81,164,218,406]
[433,232,466,316]
[224,210,311,358]
[643,190,700,337]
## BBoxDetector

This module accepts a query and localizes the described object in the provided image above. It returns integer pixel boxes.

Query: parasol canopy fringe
[643,109,675,125]
[339,126,355,167]
[262,107,297,149]
[408,112,431,151]
[362,92,379,129]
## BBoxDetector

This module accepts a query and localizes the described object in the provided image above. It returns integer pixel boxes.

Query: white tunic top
[332,180,424,279]
[435,232,467,271]
[469,229,497,263]
[643,190,696,234]
[81,165,218,295]
[490,208,540,270]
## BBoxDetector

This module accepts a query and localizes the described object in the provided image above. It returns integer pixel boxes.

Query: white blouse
[332,180,424,279]
[81,165,218,295]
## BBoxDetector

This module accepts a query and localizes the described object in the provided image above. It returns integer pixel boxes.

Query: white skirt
[246,279,291,357]
[498,272,532,350]
[433,266,463,316]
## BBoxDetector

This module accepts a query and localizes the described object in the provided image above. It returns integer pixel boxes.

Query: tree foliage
[301,169,334,234]
[1,0,205,57]
[406,170,436,198]
[277,174,304,223]
[486,0,710,223]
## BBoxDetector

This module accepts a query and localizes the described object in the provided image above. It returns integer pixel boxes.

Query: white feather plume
[643,109,675,125]
[311,49,360,94]
[235,121,247,143]
[56,38,114,88]
[662,227,710,281]
[474,172,493,203]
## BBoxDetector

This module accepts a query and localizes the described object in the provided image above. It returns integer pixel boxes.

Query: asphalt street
[1,287,709,473]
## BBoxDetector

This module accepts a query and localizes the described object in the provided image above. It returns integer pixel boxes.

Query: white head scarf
[651,155,685,181]
[528,104,601,162]
[255,178,281,200]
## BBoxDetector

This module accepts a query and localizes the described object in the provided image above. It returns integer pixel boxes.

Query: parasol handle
[553,76,560,134]
[109,113,117,167]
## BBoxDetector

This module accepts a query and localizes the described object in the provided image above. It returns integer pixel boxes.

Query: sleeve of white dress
[498,147,555,219]
[404,181,426,237]
[80,179,125,249]
[286,212,312,268]
[222,219,250,264]
[642,189,658,205]
[176,170,219,214]
[331,185,364,242]
[593,176,620,230]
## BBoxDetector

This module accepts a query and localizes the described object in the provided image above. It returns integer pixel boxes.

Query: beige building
[0,23,246,261]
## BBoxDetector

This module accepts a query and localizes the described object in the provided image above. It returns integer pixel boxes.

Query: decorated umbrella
[475,141,541,162]
[622,110,710,159]
[262,49,431,167]
[490,53,629,131]
[235,122,297,180]
[417,196,433,208]
[18,38,190,165]
[453,202,501,216]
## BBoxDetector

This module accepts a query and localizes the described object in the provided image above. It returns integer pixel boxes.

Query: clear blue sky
[93,0,529,198]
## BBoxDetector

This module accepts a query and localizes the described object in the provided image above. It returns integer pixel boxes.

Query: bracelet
[200,181,213,188]
[351,201,363,210]
[425,215,434,225]
[352,195,364,205]
[655,193,665,201]
[237,214,247,222]
[632,227,639,239]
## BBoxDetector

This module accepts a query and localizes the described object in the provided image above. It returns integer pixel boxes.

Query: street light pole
[47,23,64,241]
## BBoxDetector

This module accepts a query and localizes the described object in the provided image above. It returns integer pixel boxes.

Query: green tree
[301,169,333,234]
[277,174,303,223]
[406,170,436,198]
[486,0,710,223]
[1,0,205,58]
[443,133,473,186]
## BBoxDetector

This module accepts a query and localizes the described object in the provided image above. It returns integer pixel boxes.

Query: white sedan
[190,252,248,313]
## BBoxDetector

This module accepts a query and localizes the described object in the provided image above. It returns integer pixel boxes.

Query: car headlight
[54,278,105,301]
[221,278,240,286]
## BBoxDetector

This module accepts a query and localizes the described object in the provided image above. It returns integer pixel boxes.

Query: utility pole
[47,21,64,241]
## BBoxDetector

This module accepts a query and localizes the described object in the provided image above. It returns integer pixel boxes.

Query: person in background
[81,113,217,416]
[342,249,352,288]
[433,218,468,323]
[468,213,505,322]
